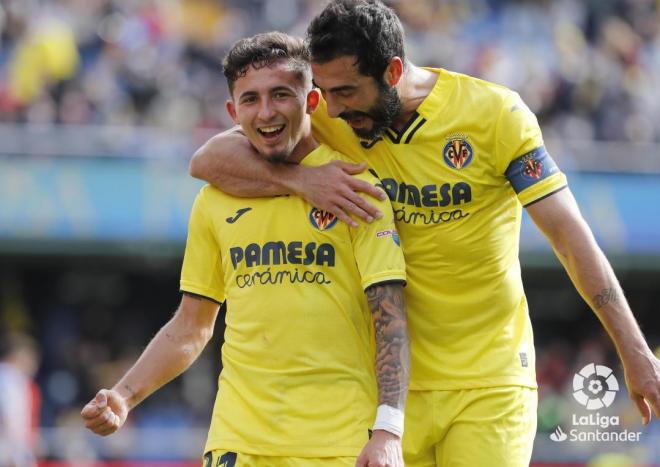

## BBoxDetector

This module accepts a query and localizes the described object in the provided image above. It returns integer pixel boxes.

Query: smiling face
[227,60,317,162]
[312,55,402,140]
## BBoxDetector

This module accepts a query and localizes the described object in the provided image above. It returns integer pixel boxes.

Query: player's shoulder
[196,183,235,209]
[311,144,380,185]
[437,68,520,107]
[198,183,224,199]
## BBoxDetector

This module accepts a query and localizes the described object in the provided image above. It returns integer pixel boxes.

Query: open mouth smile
[257,124,285,140]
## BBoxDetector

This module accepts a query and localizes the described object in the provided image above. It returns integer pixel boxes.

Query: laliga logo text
[549,363,642,443]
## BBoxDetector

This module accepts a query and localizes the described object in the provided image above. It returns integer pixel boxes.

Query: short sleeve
[496,92,568,207]
[180,188,226,304]
[349,176,407,290]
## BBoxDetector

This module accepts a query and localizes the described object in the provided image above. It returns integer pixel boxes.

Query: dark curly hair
[223,32,312,94]
[307,0,405,81]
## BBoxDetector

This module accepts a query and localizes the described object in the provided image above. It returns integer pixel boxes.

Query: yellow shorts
[403,386,537,467]
[202,450,355,467]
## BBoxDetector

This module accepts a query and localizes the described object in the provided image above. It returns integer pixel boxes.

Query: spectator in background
[0,0,658,143]
[7,13,79,106]
[0,333,41,467]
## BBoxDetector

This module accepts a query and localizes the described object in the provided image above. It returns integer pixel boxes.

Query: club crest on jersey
[442,135,474,170]
[521,156,543,180]
[309,207,338,231]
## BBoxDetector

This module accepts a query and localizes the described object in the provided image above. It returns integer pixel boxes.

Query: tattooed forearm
[593,287,619,309]
[365,282,409,410]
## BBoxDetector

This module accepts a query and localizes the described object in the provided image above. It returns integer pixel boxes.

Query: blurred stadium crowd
[0,0,659,141]
[0,0,659,464]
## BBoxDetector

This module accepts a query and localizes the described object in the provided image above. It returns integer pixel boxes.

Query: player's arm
[367,282,409,412]
[527,188,660,424]
[80,294,220,436]
[357,282,408,467]
[189,127,385,227]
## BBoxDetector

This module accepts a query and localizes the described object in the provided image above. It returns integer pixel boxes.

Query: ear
[383,57,404,87]
[306,88,320,114]
[226,99,238,123]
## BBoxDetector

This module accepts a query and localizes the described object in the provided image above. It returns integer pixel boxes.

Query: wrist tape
[372,404,404,437]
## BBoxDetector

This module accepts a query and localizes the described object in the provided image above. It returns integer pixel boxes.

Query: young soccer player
[82,31,410,467]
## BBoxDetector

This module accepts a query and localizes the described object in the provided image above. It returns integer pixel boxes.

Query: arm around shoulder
[189,126,302,197]
[190,130,387,224]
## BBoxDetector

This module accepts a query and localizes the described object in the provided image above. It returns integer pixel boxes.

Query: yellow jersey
[180,144,406,456]
[312,68,567,390]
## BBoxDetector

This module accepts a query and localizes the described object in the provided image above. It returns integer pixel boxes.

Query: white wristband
[372,404,404,437]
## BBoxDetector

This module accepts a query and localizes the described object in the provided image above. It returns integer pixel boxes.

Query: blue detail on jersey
[380,178,472,207]
[505,146,559,194]
[229,242,336,269]
[392,231,400,246]
[309,207,338,230]
[219,451,237,467]
[443,138,474,169]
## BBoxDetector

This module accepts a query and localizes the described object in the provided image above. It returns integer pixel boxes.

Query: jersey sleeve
[180,187,226,304]
[349,174,407,290]
[311,97,369,164]
[496,92,568,207]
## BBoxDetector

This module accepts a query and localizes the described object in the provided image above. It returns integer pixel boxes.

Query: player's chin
[351,124,382,140]
[264,148,290,163]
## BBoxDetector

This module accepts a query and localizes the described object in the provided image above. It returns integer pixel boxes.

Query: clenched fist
[80,389,129,436]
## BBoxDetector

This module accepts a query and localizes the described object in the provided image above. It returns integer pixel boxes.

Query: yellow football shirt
[312,68,567,390]
[180,144,406,457]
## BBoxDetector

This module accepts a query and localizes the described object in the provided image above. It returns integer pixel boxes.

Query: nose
[258,98,277,120]
[324,94,345,119]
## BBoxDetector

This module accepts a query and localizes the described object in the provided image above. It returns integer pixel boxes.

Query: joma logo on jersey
[442,136,474,170]
[229,241,335,269]
[380,179,472,207]
[309,208,338,231]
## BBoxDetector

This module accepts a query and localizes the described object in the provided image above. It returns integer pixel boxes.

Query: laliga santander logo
[550,363,642,443]
[572,363,619,410]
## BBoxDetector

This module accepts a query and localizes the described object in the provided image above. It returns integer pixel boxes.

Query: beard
[267,151,289,163]
[339,81,402,140]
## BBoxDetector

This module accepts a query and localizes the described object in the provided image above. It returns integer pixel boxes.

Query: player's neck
[287,128,319,164]
[393,63,437,129]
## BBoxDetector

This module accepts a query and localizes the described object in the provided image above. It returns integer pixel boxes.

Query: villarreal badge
[309,207,338,231]
[521,156,543,180]
[442,134,474,170]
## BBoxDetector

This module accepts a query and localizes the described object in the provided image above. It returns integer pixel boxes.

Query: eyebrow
[271,86,295,93]
[238,86,295,101]
[312,80,357,94]
[238,91,257,100]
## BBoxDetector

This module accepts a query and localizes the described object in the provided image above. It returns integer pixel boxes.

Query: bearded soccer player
[190,2,660,466]
[81,32,411,467]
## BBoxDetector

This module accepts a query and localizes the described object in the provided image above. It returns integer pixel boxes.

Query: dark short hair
[307,0,405,81]
[223,32,311,95]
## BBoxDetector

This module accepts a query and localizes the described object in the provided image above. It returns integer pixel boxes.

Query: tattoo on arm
[593,287,619,309]
[366,282,409,410]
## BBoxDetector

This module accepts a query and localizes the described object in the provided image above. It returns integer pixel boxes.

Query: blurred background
[0,0,658,466]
